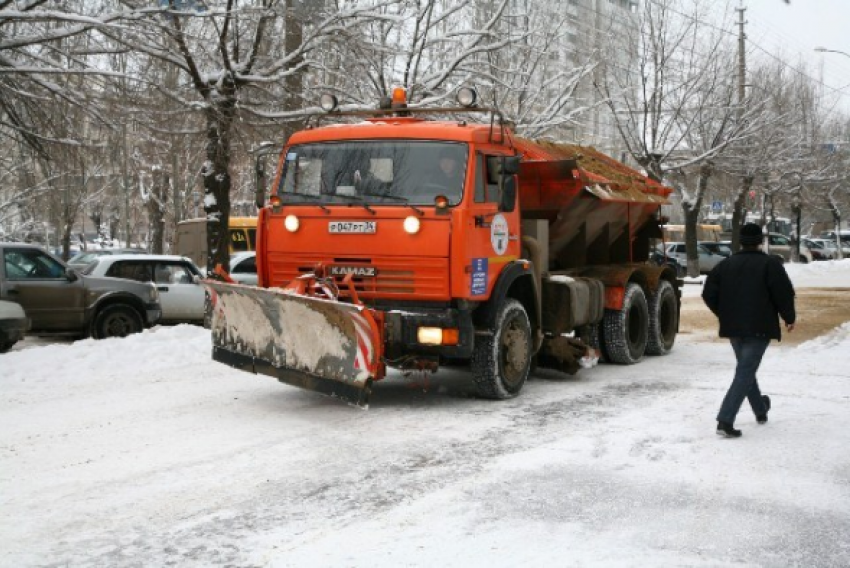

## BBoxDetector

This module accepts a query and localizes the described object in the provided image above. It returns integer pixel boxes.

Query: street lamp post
[814,47,850,59]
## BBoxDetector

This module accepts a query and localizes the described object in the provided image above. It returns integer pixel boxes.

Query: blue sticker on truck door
[471,258,488,296]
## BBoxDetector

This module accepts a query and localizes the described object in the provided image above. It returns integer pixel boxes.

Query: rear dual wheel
[646,280,678,355]
[602,283,649,364]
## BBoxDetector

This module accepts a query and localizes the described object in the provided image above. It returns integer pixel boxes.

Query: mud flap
[202,281,382,407]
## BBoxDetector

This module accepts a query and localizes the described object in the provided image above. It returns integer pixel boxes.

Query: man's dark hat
[740,223,763,246]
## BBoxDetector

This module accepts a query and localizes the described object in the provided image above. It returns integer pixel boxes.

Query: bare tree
[596,0,774,275]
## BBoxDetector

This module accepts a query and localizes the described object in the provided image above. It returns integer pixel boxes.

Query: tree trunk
[203,97,236,274]
[148,169,169,254]
[682,163,712,278]
[830,199,843,260]
[730,175,753,252]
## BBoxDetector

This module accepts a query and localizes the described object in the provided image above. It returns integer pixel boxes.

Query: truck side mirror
[500,175,516,213]
[253,142,280,209]
[497,155,519,212]
[255,156,267,209]
[501,155,521,175]
[65,267,78,282]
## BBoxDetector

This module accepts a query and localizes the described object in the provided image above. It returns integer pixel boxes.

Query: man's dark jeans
[717,337,770,424]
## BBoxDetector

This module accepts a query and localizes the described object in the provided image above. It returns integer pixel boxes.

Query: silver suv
[0,242,161,339]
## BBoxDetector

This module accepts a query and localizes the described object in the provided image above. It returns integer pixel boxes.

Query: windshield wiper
[360,192,424,216]
[332,193,376,215]
[280,193,330,213]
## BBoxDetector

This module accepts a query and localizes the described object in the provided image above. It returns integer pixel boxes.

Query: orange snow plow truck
[203,89,680,407]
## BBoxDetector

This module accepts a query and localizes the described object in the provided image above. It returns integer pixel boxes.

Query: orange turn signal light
[269,194,282,206]
[434,195,449,209]
[441,328,460,346]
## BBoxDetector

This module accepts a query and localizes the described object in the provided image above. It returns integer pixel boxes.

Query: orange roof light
[391,87,407,106]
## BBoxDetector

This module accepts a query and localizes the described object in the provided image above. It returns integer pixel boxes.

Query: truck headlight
[403,216,421,234]
[417,327,459,346]
[285,215,300,232]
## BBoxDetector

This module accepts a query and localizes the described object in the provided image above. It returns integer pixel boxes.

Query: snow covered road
[2,264,850,567]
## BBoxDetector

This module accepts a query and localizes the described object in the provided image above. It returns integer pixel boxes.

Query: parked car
[815,233,850,258]
[229,251,257,285]
[0,242,161,339]
[0,299,29,352]
[660,242,725,274]
[819,230,850,246]
[765,233,812,263]
[67,248,146,270]
[699,241,732,258]
[802,238,834,261]
[81,254,205,324]
[648,250,686,278]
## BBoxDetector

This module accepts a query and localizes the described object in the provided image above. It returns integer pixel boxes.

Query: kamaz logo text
[330,266,378,277]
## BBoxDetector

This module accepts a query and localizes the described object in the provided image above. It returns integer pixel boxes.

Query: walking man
[702,223,796,438]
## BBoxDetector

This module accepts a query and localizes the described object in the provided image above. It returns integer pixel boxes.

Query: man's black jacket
[702,249,796,340]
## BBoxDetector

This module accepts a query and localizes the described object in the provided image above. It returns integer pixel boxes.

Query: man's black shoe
[717,422,742,438]
[756,395,771,424]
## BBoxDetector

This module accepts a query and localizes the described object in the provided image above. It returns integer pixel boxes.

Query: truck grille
[267,253,450,301]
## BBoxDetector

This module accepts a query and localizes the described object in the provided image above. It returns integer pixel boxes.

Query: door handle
[157,286,169,292]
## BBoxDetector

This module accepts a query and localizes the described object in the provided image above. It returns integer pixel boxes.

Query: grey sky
[740,0,850,111]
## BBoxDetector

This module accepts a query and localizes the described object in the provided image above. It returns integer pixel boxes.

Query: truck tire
[472,299,532,399]
[602,283,648,364]
[92,304,143,339]
[646,280,677,356]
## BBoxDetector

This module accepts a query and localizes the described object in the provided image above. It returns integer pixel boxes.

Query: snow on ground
[681,258,850,297]
[1,262,849,567]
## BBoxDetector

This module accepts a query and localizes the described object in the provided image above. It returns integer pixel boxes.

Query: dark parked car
[0,299,28,352]
[649,250,686,278]
[0,243,161,339]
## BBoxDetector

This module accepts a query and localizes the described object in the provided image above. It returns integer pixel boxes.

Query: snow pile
[2,324,209,384]
[783,258,850,287]
[796,321,850,353]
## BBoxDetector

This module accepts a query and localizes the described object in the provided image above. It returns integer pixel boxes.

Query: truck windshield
[277,141,468,206]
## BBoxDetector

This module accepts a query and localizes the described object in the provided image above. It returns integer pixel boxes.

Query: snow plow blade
[202,280,382,407]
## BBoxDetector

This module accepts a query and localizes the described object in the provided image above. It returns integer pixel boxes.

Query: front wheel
[92,304,143,339]
[472,299,532,399]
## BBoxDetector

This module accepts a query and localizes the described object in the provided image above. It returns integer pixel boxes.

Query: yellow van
[175,217,257,267]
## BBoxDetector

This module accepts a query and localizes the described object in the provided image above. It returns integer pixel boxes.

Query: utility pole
[736,5,746,115]
[731,3,748,252]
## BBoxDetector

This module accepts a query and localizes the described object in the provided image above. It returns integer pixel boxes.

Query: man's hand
[786,322,795,332]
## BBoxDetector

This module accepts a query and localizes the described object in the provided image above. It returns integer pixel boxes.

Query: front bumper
[384,306,475,361]
[145,303,162,326]
[0,316,29,345]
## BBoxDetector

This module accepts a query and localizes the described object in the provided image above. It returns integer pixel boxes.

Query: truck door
[465,153,519,298]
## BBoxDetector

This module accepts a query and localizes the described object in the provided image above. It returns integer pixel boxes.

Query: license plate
[329,221,376,234]
[329,265,378,277]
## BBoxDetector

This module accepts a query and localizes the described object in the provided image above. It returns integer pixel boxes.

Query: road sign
[711,200,723,212]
